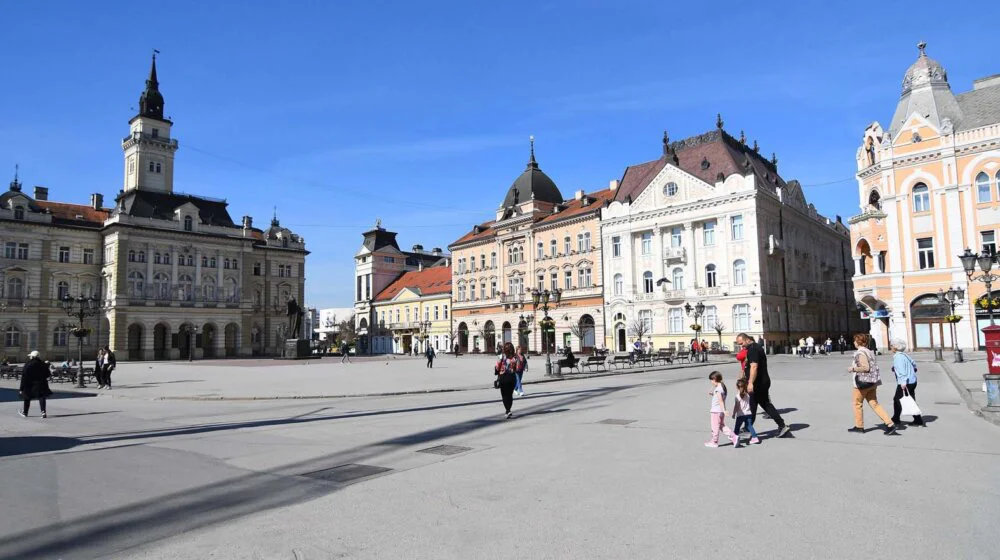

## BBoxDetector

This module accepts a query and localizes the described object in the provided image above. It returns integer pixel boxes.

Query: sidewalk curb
[937,361,1000,428]
[26,361,713,402]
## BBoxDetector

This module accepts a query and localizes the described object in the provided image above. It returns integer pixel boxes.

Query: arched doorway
[856,239,872,275]
[502,321,512,344]
[153,323,169,360]
[517,319,529,351]
[127,324,143,361]
[911,294,952,350]
[202,324,217,358]
[579,315,596,353]
[484,321,496,354]
[178,323,194,360]
[358,318,369,354]
[224,323,239,357]
[457,322,469,353]
[614,313,627,352]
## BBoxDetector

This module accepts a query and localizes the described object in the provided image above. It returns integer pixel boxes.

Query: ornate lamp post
[685,300,706,361]
[938,286,965,362]
[188,325,199,362]
[420,320,432,353]
[61,294,100,388]
[960,248,999,328]
[530,288,562,376]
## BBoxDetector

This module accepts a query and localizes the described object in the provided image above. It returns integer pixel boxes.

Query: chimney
[609,179,619,191]
[432,247,442,255]
[242,215,253,229]
[90,193,103,209]
[34,186,48,201]
[575,189,584,200]
[412,244,424,253]
[418,261,423,271]
[836,215,843,224]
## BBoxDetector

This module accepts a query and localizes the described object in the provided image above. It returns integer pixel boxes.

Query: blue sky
[2,1,997,308]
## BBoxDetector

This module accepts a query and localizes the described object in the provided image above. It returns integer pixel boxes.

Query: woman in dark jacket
[494,342,520,419]
[19,351,53,418]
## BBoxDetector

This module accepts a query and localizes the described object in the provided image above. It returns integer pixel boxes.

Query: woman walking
[515,344,529,397]
[101,346,117,389]
[96,347,107,388]
[890,340,925,427]
[847,334,898,435]
[494,342,520,419]
[19,351,53,418]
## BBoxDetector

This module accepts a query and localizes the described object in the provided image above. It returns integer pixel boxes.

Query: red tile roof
[35,201,109,226]
[535,188,614,226]
[374,265,452,302]
[451,220,497,246]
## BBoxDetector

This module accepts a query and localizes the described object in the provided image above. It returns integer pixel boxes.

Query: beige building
[370,265,452,354]
[449,141,607,355]
[851,42,1000,350]
[1,55,307,361]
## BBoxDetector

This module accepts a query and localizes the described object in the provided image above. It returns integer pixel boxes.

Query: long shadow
[0,387,98,403]
[48,411,122,419]
[0,378,672,559]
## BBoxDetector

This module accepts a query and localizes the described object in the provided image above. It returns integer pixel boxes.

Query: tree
[712,321,725,349]
[338,314,357,345]
[569,321,585,351]
[627,317,650,344]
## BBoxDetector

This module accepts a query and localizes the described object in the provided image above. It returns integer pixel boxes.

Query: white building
[314,307,354,343]
[601,126,862,353]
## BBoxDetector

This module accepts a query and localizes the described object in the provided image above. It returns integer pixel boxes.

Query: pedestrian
[18,350,52,418]
[515,345,529,396]
[847,333,898,435]
[736,332,791,438]
[736,344,748,373]
[95,347,107,388]
[102,347,116,389]
[732,378,760,446]
[824,337,833,355]
[494,342,520,419]
[425,345,435,368]
[700,339,709,362]
[705,371,738,448]
[340,341,351,363]
[890,340,925,427]
[798,337,806,357]
[806,335,815,358]
[838,334,847,355]
[867,335,878,355]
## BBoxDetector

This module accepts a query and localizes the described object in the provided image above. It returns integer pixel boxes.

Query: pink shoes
[750,437,761,444]
[704,441,719,448]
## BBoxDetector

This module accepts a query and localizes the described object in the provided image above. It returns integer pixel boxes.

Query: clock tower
[121,52,179,193]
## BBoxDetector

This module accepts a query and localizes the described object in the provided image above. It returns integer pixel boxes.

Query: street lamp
[61,294,100,388]
[530,287,562,376]
[938,286,966,362]
[420,320,432,353]
[959,248,999,328]
[685,300,706,362]
[188,325,200,362]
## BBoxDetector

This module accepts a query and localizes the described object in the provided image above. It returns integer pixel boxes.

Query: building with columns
[449,141,608,355]
[851,43,1000,350]
[1,55,307,361]
[602,126,860,353]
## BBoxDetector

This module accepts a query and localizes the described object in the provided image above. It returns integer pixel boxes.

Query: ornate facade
[851,43,1000,350]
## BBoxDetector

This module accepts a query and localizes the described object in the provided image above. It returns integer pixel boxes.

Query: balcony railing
[125,287,242,306]
[664,247,687,263]
[848,207,887,225]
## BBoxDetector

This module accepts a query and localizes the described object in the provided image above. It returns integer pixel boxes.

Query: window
[203,277,216,300]
[578,232,591,252]
[668,308,684,333]
[57,280,70,300]
[579,267,592,288]
[550,272,557,291]
[253,262,262,276]
[705,264,717,288]
[163,252,171,265]
[917,237,935,269]
[480,282,486,300]
[672,267,684,290]
[733,260,747,286]
[480,254,485,269]
[612,236,621,258]
[664,182,678,196]
[434,306,440,320]
[151,128,159,138]
[491,252,497,268]
[443,305,449,319]
[997,171,1000,200]
[564,270,573,290]
[912,183,930,213]
[425,308,430,321]
[4,242,15,259]
[491,280,497,297]
[564,236,571,254]
[984,231,997,256]
[184,216,193,231]
[670,227,682,247]
[138,251,146,263]
[52,325,68,347]
[977,172,991,203]
[6,277,24,299]
[4,325,21,347]
[469,258,475,272]
[635,309,652,334]
[224,258,230,269]
[209,257,216,268]
[154,252,162,265]
[537,242,544,260]
[128,271,144,297]
[405,308,410,323]
[58,246,70,263]
[149,161,155,172]
[178,275,193,300]
[154,273,170,299]
[732,304,751,331]
[17,243,27,260]
[202,255,209,267]
[14,206,24,220]
[704,221,716,246]
[155,162,161,173]
[641,232,652,255]
[186,255,193,266]
[613,273,623,296]
[537,273,545,290]
[643,271,654,294]
[730,215,744,241]
[550,239,557,257]
[128,250,136,262]
[232,260,237,269]
[703,305,718,329]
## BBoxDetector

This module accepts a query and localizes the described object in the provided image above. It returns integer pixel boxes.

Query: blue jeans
[733,415,758,439]
[515,372,524,393]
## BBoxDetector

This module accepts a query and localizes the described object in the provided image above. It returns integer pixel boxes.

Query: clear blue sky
[2,1,997,308]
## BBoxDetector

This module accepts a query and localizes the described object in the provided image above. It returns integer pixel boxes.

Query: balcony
[848,206,887,225]
[664,247,687,263]
[124,287,242,307]
[695,287,721,297]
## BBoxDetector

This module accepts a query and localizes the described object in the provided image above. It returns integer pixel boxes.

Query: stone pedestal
[283,339,312,360]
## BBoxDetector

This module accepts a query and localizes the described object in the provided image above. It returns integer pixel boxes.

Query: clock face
[663,182,678,196]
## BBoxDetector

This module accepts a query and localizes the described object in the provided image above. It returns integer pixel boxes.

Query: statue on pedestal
[286,297,303,339]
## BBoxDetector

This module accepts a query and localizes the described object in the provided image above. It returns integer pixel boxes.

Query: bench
[611,355,632,369]
[675,351,691,363]
[634,353,652,367]
[582,355,607,372]
[654,350,674,365]
[0,365,18,379]
[557,357,581,373]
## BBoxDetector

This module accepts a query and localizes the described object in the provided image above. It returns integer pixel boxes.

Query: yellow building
[370,265,452,354]
[851,42,1000,350]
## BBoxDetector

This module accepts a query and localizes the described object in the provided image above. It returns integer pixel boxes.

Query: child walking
[706,371,738,448]
[732,378,760,446]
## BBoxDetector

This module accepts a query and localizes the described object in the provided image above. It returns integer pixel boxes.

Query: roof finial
[739,130,746,144]
[753,139,759,153]
[662,129,670,154]
[526,134,538,169]
[917,41,927,57]
[771,152,778,168]
[716,113,724,130]
[272,206,279,227]
[10,163,21,191]
[375,217,382,229]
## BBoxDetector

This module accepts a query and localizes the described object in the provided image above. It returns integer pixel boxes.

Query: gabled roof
[374,265,452,302]
[451,220,497,246]
[116,190,235,227]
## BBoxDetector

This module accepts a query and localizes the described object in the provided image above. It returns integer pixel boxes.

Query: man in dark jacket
[102,347,117,389]
[19,351,53,418]
[425,345,435,368]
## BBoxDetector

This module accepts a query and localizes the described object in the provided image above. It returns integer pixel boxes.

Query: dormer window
[13,206,24,220]
[183,216,193,231]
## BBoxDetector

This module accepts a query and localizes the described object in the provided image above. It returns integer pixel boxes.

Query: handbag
[900,388,921,416]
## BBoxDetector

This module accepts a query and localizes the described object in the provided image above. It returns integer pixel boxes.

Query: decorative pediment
[632,163,716,212]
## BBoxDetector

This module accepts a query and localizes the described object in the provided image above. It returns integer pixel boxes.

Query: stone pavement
[1,354,998,559]
[929,350,1000,426]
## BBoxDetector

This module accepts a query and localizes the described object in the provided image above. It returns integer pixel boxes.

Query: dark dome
[502,140,562,207]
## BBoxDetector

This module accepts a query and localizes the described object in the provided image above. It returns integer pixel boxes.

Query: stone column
[687,222,698,290]
[216,250,223,301]
[145,243,153,298]
[194,249,202,297]
[853,257,862,276]
[170,247,178,284]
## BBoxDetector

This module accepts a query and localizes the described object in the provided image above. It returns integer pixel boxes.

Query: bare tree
[712,321,725,349]
[627,318,650,344]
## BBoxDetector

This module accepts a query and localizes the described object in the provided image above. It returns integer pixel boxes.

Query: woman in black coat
[19,351,53,418]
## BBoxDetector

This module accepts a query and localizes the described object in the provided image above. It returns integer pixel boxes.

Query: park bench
[0,365,18,379]
[654,350,674,365]
[557,356,580,373]
[675,350,691,363]
[634,353,652,367]
[611,355,632,369]
[582,355,607,372]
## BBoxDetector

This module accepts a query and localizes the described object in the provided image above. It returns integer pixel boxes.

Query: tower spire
[137,50,165,121]
[9,164,21,192]
[716,113,724,130]
[526,135,538,170]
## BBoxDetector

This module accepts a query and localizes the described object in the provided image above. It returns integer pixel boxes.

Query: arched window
[56,280,70,300]
[977,172,991,203]
[52,325,68,347]
[672,267,684,290]
[868,190,881,209]
[733,260,747,286]
[643,271,654,294]
[128,250,136,262]
[154,252,162,264]
[4,325,21,347]
[912,183,930,212]
[201,255,208,267]
[537,242,544,259]
[138,250,146,263]
[705,264,717,288]
[128,271,144,297]
[613,273,623,296]
[184,215,193,231]
[507,247,513,264]
[203,276,216,300]
[178,274,193,301]
[154,273,170,299]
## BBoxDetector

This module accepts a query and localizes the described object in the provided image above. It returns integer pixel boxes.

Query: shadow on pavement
[0,387,99,403]
[0,436,80,457]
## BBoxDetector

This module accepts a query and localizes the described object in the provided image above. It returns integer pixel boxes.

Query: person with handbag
[890,340,925,427]
[847,334,898,435]
[494,342,520,419]
[19,350,53,418]
[101,347,117,390]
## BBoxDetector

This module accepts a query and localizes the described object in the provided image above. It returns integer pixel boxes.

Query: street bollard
[954,348,964,363]
[985,375,1000,408]
[933,348,943,362]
